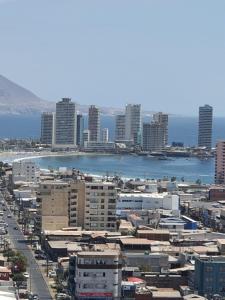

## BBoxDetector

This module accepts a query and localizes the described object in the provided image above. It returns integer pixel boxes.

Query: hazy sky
[0,0,225,116]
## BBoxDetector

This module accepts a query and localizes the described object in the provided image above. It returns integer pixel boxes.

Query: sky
[0,0,225,116]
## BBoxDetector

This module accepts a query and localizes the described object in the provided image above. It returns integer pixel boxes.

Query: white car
[48,270,57,278]
[23,272,29,279]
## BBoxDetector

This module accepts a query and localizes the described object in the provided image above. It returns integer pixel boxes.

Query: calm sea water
[32,154,214,184]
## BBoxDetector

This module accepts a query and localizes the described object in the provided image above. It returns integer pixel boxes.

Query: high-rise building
[88,105,100,142]
[198,104,213,150]
[83,129,90,147]
[142,122,165,152]
[38,181,70,231]
[115,115,125,141]
[76,114,84,146]
[54,98,77,148]
[84,181,117,231]
[215,141,225,184]
[41,112,54,145]
[102,128,109,143]
[153,112,169,146]
[125,104,141,145]
[38,179,117,232]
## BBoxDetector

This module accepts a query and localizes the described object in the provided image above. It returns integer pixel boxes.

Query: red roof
[127,277,144,283]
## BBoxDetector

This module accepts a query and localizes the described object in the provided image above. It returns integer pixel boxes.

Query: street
[0,192,53,300]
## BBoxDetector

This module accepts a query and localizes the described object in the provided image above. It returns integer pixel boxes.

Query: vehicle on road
[23,272,29,279]
[13,226,18,230]
[56,293,69,300]
[48,270,57,278]
[35,253,46,260]
[7,214,11,218]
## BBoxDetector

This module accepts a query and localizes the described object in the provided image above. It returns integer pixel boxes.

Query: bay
[32,154,214,184]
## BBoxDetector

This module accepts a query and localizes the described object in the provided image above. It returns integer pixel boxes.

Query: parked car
[48,270,57,278]
[23,272,29,279]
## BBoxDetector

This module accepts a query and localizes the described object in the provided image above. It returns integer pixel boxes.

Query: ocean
[0,114,224,147]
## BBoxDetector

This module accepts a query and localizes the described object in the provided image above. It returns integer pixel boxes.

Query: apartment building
[198,104,213,150]
[77,114,84,146]
[38,179,117,232]
[12,160,38,183]
[54,98,77,149]
[102,128,109,143]
[75,250,122,300]
[41,112,54,145]
[69,180,86,228]
[125,104,141,145]
[84,181,117,231]
[88,105,100,142]
[115,115,125,141]
[38,181,69,231]
[215,141,225,184]
[142,122,165,152]
[153,112,169,146]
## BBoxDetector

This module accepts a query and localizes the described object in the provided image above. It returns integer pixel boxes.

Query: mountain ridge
[0,74,157,116]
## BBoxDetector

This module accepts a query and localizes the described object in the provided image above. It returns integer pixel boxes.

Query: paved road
[0,192,53,300]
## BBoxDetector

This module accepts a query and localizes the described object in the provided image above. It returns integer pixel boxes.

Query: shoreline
[0,150,115,163]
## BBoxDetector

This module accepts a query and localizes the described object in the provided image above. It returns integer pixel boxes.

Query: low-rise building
[75,250,122,300]
[117,192,179,213]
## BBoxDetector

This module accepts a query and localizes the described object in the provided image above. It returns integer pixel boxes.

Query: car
[13,226,18,230]
[3,208,6,211]
[56,293,69,300]
[48,270,57,278]
[23,272,29,279]
[7,214,11,218]
[34,249,44,255]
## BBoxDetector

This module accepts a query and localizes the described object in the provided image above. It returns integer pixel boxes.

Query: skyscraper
[102,128,109,143]
[88,105,100,142]
[76,114,84,146]
[125,104,141,145]
[198,104,213,150]
[54,98,77,148]
[41,112,54,145]
[142,122,165,152]
[215,140,225,184]
[153,112,169,146]
[115,114,125,141]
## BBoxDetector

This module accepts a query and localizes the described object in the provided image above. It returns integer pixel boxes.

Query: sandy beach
[0,150,113,164]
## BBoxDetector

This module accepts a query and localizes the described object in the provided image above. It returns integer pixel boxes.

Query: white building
[84,181,117,231]
[12,161,39,183]
[75,250,122,300]
[83,129,90,147]
[102,128,109,143]
[125,104,141,145]
[54,98,77,149]
[117,192,179,212]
